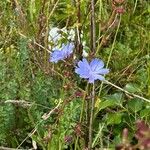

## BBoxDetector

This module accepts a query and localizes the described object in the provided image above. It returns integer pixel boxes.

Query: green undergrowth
[0,0,150,149]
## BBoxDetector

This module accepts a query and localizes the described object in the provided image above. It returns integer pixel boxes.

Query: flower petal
[82,58,90,68]
[94,74,105,81]
[75,67,90,78]
[63,43,74,54]
[49,50,64,63]
[98,69,109,75]
[90,58,104,72]
[88,73,105,83]
[75,58,91,79]
[88,76,95,83]
[50,43,74,63]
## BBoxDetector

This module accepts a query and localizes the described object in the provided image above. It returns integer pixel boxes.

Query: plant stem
[75,83,88,150]
[79,84,89,122]
[104,80,150,103]
[98,14,121,97]
[87,0,96,147]
[76,0,82,58]
[88,83,95,149]
[133,0,138,14]
[92,123,104,148]
[90,0,96,53]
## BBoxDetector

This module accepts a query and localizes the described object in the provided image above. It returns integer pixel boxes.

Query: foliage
[0,0,150,150]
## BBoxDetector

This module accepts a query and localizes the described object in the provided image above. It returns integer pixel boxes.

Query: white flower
[48,27,61,43]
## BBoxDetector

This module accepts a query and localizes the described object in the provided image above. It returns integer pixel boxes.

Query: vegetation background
[0,0,150,149]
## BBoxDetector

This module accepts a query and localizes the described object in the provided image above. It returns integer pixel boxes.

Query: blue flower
[75,58,109,83]
[49,43,74,63]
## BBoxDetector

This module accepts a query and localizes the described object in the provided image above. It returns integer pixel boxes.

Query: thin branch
[90,0,96,52]
[18,32,50,53]
[17,128,37,149]
[104,80,150,103]
[48,0,60,19]
[42,100,61,120]
[74,0,83,59]
[4,100,31,108]
[0,147,27,150]
[4,100,51,109]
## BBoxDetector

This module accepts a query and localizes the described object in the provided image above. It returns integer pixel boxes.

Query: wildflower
[48,27,61,42]
[75,58,109,83]
[48,27,75,43]
[49,43,74,63]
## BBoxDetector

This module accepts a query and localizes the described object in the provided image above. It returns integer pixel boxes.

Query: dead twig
[42,100,61,120]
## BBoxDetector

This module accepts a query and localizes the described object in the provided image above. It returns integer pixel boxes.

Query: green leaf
[98,100,117,111]
[106,113,123,125]
[124,83,141,93]
[140,108,150,118]
[106,93,123,104]
[148,5,150,13]
[127,98,143,112]
[99,93,123,111]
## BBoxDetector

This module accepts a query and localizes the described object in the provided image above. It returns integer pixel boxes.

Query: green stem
[92,123,104,148]
[133,0,138,14]
[98,14,121,97]
[88,83,95,149]
[75,83,89,150]
[79,84,89,122]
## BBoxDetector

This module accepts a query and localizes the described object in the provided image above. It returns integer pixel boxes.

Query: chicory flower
[50,43,74,63]
[75,58,109,83]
